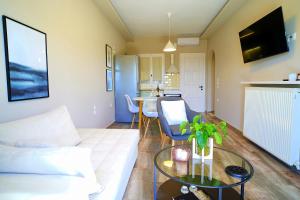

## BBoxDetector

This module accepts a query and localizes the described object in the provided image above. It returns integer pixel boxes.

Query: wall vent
[177,37,199,46]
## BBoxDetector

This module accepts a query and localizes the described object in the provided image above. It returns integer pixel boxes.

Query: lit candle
[176,149,188,161]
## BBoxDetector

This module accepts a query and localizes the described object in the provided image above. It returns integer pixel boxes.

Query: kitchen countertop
[140,88,180,91]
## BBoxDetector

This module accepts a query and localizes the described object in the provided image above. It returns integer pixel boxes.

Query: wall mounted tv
[239,7,289,63]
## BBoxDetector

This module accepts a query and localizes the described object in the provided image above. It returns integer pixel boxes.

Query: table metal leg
[240,183,245,200]
[218,188,223,200]
[153,165,157,200]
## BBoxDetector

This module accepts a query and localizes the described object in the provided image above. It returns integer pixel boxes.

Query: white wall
[207,0,300,130]
[0,0,126,127]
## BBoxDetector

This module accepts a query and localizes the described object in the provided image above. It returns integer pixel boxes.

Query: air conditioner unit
[177,37,199,46]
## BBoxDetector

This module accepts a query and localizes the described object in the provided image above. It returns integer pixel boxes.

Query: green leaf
[205,124,214,137]
[214,132,222,145]
[193,114,201,124]
[179,121,188,132]
[187,134,195,142]
[196,131,208,149]
[181,129,187,135]
[190,127,194,132]
[219,121,228,137]
[194,123,201,131]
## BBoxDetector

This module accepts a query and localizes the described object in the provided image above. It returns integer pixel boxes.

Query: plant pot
[192,137,214,162]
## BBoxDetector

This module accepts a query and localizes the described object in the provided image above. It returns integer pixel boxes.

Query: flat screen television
[239,7,289,63]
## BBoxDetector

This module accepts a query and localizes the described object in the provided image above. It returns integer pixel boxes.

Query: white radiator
[243,87,300,168]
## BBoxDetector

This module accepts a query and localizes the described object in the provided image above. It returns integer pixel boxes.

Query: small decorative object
[105,44,112,68]
[156,84,160,97]
[189,185,198,193]
[180,185,189,194]
[106,69,113,91]
[297,73,300,81]
[288,73,297,81]
[2,16,49,101]
[180,114,227,162]
[225,165,249,179]
[172,147,191,162]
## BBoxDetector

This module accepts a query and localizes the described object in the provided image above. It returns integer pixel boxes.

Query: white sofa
[0,106,139,200]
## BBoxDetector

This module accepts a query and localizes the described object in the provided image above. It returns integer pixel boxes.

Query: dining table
[132,96,157,132]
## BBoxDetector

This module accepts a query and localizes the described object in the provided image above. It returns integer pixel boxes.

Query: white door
[180,53,206,112]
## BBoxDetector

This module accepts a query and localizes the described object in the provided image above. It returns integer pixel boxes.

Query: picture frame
[106,44,112,68]
[106,69,113,91]
[2,16,49,102]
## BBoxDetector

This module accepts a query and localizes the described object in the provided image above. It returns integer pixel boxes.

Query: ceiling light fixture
[167,54,178,74]
[163,12,176,52]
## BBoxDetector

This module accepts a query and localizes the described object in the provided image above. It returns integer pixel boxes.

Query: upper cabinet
[139,54,165,83]
[140,56,151,82]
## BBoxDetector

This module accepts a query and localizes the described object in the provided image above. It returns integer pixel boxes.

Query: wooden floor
[109,114,300,200]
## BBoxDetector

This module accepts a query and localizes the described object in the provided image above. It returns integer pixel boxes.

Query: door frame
[179,53,206,112]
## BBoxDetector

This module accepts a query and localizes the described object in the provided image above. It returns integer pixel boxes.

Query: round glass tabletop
[154,145,254,189]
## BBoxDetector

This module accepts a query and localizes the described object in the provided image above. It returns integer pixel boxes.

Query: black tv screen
[239,7,289,63]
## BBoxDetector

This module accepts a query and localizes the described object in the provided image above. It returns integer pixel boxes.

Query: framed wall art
[2,16,49,101]
[106,69,113,91]
[105,44,112,68]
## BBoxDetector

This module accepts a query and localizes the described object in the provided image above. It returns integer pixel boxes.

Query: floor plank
[108,115,300,200]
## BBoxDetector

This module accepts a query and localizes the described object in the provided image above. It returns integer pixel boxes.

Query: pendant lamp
[163,12,176,52]
[167,54,178,74]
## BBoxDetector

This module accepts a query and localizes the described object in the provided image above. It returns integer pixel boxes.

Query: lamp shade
[163,40,176,52]
[167,54,178,73]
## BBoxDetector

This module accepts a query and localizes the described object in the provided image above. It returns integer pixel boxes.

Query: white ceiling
[111,0,228,37]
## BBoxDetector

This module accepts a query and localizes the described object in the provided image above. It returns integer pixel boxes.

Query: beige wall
[0,0,126,127]
[207,0,300,130]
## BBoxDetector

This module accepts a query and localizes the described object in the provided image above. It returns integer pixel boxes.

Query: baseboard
[206,114,242,135]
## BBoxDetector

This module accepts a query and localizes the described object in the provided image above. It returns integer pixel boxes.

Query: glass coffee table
[154,145,254,200]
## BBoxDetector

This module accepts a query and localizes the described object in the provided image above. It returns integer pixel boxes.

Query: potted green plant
[180,114,228,161]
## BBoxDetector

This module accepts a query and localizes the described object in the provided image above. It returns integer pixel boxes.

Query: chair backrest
[124,94,135,112]
[157,96,193,122]
[142,99,157,113]
[157,96,184,115]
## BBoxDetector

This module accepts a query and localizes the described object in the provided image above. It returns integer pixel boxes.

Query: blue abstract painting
[3,16,49,101]
[106,69,113,91]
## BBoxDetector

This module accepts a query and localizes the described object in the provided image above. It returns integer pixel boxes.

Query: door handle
[199,85,203,91]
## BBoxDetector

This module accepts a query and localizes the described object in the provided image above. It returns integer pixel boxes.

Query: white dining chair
[142,99,163,139]
[124,94,139,128]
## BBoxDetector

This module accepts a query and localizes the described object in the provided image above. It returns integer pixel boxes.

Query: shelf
[241,81,300,85]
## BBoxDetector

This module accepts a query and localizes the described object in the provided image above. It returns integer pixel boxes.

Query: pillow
[0,144,102,194]
[0,106,81,147]
[161,100,188,125]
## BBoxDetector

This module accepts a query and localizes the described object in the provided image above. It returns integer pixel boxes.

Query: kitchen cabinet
[139,54,165,83]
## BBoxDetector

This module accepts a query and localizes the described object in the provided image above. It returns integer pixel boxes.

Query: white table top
[133,96,157,101]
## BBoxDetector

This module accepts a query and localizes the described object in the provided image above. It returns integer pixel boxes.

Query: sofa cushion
[0,106,81,147]
[0,174,92,200]
[161,100,188,125]
[77,128,139,200]
[0,144,101,194]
